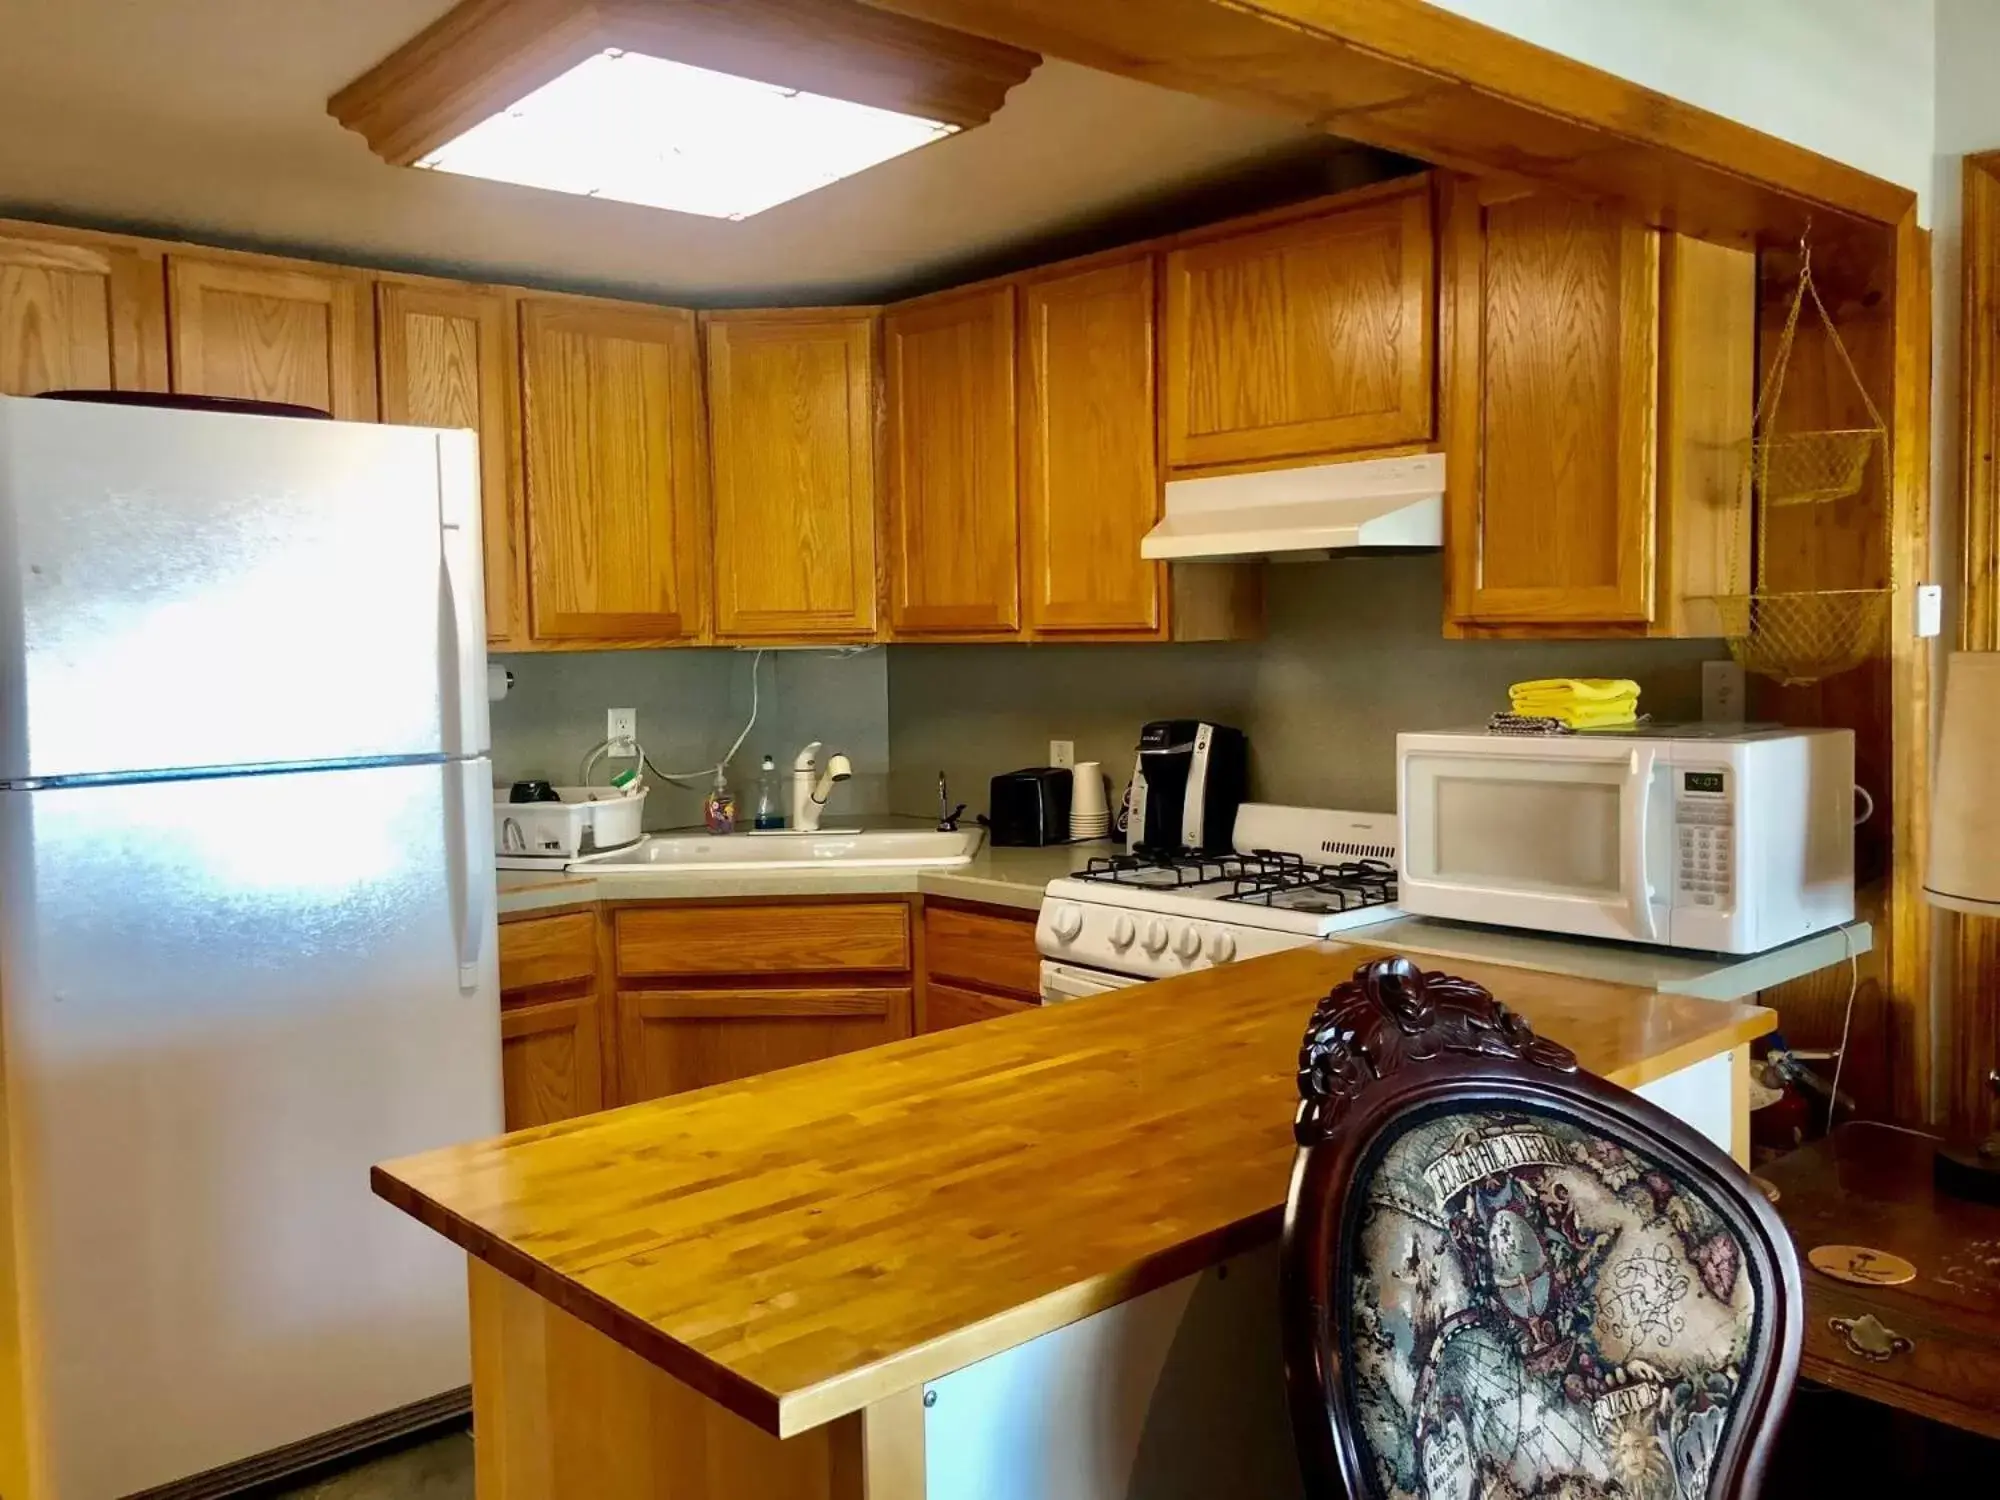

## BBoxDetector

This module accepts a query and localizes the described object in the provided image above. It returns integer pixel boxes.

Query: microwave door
[1400,742,1670,943]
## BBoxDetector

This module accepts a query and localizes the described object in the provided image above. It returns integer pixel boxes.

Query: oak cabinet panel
[500,995,604,1130]
[167,256,375,417]
[1019,257,1161,634]
[0,224,167,395]
[705,311,878,639]
[616,901,912,978]
[922,902,1042,1001]
[618,987,911,1102]
[1164,181,1434,471]
[885,285,1019,634]
[377,280,522,645]
[518,297,707,643]
[923,982,1036,1033]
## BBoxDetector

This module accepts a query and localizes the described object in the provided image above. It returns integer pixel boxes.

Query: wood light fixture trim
[329,0,1041,168]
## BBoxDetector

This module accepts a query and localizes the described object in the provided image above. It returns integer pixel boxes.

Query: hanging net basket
[1703,590,1890,688]
[1714,242,1892,685]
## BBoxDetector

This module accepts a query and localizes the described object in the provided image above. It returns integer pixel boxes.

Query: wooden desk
[1760,1123,2000,1440]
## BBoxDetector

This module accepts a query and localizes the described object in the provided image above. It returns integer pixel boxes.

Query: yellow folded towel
[1508,677,1641,730]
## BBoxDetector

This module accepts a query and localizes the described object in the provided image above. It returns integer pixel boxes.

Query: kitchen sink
[570,827,983,873]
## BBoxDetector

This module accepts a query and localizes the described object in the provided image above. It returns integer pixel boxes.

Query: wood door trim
[623,988,903,1021]
[500,993,592,1038]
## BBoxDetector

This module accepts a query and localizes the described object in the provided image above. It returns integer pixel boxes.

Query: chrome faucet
[791,741,853,832]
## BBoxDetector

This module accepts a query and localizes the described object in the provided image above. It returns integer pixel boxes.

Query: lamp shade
[1928,651,2000,914]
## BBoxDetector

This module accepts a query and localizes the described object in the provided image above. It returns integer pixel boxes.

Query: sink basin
[571,827,983,873]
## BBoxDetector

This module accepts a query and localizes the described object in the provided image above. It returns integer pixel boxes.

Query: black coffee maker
[1127,721,1247,856]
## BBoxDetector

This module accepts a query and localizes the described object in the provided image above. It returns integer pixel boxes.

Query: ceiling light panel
[416,49,958,220]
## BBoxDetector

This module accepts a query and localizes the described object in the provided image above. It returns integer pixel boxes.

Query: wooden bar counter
[374,941,1774,1499]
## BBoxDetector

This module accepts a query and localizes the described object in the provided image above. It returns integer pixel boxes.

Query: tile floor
[265,1428,471,1500]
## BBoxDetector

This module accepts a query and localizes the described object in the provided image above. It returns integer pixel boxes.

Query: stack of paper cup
[1070,762,1110,841]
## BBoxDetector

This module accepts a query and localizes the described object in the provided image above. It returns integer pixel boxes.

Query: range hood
[1141,452,1444,561]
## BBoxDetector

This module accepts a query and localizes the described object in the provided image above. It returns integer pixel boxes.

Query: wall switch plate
[608,708,637,754]
[1049,739,1075,769]
[1701,661,1746,724]
[1916,583,1944,639]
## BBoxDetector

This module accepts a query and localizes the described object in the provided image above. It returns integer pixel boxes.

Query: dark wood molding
[1947,152,2000,1141]
[330,0,1040,167]
[859,0,1910,251]
[1284,957,1803,1500]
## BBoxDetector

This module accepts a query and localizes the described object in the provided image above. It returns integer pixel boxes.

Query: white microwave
[1396,726,1855,953]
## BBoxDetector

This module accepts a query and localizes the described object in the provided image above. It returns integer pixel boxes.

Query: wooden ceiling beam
[329,0,1041,167]
[853,0,1913,253]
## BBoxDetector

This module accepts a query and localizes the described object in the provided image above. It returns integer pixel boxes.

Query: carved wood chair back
[1282,957,1802,1499]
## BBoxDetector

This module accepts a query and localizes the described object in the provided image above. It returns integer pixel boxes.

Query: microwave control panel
[1674,768,1734,908]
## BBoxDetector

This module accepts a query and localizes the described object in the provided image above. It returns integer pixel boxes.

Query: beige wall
[492,647,891,828]
[886,555,1723,822]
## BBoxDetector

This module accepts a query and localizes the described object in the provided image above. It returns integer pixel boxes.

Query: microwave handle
[1622,749,1659,943]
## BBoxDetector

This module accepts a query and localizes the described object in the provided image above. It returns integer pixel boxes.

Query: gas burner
[1075,851,1270,889]
[1222,857,1398,916]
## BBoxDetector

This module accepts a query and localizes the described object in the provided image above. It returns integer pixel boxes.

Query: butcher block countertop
[373,942,1774,1439]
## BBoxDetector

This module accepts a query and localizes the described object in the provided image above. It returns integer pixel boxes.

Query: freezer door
[0,760,502,1499]
[0,396,489,780]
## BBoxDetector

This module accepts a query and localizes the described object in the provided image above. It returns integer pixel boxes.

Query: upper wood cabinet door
[1019,257,1161,635]
[518,298,707,643]
[377,281,522,646]
[1443,185,1660,626]
[166,256,375,416]
[1163,180,1434,472]
[884,285,1019,635]
[704,311,878,640]
[0,225,168,395]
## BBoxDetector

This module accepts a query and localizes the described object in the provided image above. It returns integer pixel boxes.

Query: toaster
[988,768,1073,847]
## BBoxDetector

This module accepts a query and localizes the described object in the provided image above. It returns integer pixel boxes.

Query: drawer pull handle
[1830,1313,1912,1362]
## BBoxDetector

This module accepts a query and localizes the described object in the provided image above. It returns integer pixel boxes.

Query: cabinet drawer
[923,902,1042,999]
[499,910,598,995]
[1803,1285,2000,1438]
[924,982,1038,1033]
[616,902,912,978]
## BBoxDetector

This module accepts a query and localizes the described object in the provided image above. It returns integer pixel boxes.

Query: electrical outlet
[607,707,637,753]
[1049,739,1075,769]
[1701,661,1745,724]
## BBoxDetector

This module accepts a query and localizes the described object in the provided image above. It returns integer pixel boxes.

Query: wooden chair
[1282,956,1802,1499]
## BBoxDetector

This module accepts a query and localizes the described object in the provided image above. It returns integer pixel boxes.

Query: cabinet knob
[1830,1313,1912,1363]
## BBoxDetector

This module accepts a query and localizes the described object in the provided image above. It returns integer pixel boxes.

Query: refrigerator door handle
[445,759,492,993]
[436,433,490,759]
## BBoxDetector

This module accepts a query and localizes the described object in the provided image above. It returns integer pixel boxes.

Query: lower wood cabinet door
[500,994,605,1130]
[923,982,1037,1033]
[617,986,913,1101]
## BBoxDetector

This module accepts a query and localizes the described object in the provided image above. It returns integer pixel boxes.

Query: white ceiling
[0,0,1326,303]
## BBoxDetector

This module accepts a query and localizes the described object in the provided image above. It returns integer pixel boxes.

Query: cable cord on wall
[643,648,768,785]
[1826,925,1861,1133]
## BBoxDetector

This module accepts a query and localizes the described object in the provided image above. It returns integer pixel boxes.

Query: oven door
[1040,959,1147,1004]
[1398,734,1673,944]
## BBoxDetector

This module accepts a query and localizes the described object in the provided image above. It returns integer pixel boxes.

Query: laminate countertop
[374,942,1775,1439]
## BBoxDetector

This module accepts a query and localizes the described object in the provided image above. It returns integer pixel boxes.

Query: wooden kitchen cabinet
[376,279,523,645]
[1441,180,1753,634]
[1018,255,1162,635]
[704,310,879,640]
[498,910,607,1130]
[617,986,912,1100]
[518,296,707,643]
[919,899,1042,1032]
[884,284,1019,635]
[1163,177,1435,473]
[0,221,168,395]
[166,254,375,417]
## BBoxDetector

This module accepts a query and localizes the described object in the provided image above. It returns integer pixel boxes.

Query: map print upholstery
[1343,1106,1762,1500]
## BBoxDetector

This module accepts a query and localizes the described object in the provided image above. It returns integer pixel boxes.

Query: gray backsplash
[490,646,891,829]
[490,554,1726,835]
[885,554,1725,821]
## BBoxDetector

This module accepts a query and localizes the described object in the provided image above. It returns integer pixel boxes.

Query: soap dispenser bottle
[753,755,785,830]
[703,768,737,835]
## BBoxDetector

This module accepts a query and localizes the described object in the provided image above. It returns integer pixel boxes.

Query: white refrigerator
[0,395,503,1499]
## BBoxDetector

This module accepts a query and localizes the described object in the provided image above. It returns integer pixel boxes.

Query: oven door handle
[1622,748,1658,943]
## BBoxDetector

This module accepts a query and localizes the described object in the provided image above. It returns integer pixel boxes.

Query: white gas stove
[1034,803,1403,997]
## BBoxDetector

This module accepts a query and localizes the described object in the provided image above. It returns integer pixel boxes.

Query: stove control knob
[1142,918,1170,955]
[1050,903,1084,943]
[1109,913,1137,950]
[1175,924,1203,961]
[1207,930,1238,964]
